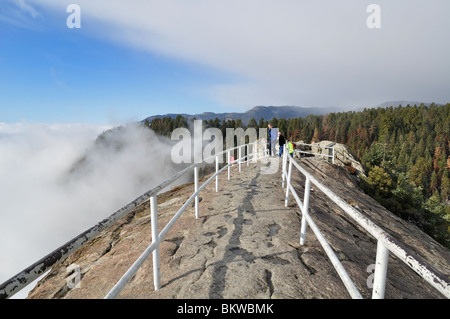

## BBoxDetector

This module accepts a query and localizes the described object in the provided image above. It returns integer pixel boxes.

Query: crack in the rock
[265,269,274,298]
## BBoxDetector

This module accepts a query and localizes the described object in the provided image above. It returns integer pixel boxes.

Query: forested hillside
[144,103,449,247]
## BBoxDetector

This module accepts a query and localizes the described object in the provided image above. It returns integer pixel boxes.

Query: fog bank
[0,122,180,298]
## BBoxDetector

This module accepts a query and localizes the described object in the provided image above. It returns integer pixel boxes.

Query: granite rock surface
[27,158,449,299]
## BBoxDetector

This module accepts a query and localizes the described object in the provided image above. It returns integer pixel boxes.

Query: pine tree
[311,127,321,143]
[442,172,450,202]
[430,171,438,194]
[248,118,258,129]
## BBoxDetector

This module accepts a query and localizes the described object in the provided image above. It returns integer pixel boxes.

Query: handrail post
[247,144,249,167]
[257,141,260,161]
[227,150,231,180]
[239,147,242,172]
[194,166,199,219]
[281,145,285,187]
[300,178,311,245]
[216,155,219,192]
[285,157,293,207]
[372,240,390,299]
[150,195,160,291]
[282,145,287,187]
[252,142,255,162]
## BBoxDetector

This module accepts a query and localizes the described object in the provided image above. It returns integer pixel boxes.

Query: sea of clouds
[0,122,181,298]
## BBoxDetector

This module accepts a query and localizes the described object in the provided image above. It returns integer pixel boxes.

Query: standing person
[288,137,295,158]
[271,126,277,156]
[268,124,273,156]
[278,131,286,157]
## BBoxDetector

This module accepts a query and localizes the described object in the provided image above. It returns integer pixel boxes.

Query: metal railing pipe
[290,159,385,240]
[303,210,363,299]
[300,178,310,246]
[227,150,231,180]
[247,145,250,167]
[304,213,362,299]
[286,156,450,299]
[150,195,160,291]
[104,241,158,299]
[372,240,389,299]
[215,156,219,192]
[284,157,293,207]
[239,147,242,172]
[194,166,199,219]
[376,232,450,298]
[158,161,230,243]
[282,145,287,188]
[295,150,334,160]
[283,157,362,298]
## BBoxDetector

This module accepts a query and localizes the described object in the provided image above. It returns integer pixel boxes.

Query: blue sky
[1,0,450,125]
[0,1,236,124]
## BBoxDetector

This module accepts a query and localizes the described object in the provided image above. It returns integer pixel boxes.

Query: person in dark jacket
[278,131,286,157]
[268,124,273,156]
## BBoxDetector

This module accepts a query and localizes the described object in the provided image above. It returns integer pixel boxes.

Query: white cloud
[0,0,43,29]
[16,0,41,18]
[31,0,450,106]
[30,0,450,108]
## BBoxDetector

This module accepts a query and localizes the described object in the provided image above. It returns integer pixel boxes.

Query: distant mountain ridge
[143,101,446,125]
[143,105,341,125]
[374,101,444,109]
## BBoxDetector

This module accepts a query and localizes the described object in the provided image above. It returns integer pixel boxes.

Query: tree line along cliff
[138,103,449,248]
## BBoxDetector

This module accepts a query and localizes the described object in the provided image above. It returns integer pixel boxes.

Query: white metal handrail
[281,145,450,299]
[104,142,268,298]
[294,149,335,163]
[292,142,335,164]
